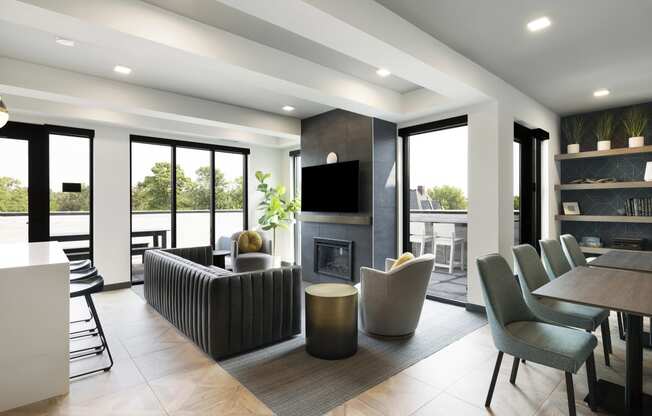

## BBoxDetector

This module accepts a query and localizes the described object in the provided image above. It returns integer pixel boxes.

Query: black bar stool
[69,276,113,379]
[69,267,99,326]
[70,259,92,272]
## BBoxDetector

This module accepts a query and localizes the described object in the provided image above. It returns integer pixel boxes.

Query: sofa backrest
[161,246,213,266]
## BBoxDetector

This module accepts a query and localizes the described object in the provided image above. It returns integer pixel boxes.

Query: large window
[400,116,468,305]
[0,137,29,244]
[130,136,248,283]
[0,122,93,256]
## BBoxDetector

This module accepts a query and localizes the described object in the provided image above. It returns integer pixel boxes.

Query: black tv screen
[301,161,359,212]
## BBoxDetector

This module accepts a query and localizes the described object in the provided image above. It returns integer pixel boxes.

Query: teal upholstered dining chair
[514,244,612,366]
[560,234,594,267]
[477,253,597,416]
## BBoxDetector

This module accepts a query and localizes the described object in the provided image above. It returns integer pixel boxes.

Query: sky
[0,135,90,191]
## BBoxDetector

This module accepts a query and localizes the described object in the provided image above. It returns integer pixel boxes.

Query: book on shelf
[625,197,652,216]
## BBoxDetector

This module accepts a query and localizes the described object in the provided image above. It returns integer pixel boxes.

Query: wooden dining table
[533,260,652,415]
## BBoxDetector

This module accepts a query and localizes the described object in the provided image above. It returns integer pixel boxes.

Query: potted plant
[594,113,614,151]
[562,116,585,154]
[256,170,300,266]
[623,108,648,148]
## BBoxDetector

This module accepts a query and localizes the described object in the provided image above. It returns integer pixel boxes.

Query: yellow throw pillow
[391,252,415,270]
[238,231,263,253]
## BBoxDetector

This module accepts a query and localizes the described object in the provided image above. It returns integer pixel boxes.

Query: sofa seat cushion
[238,231,263,253]
[234,252,273,273]
[505,321,597,373]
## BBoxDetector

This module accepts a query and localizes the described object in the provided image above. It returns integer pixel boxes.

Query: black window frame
[0,121,94,259]
[129,135,249,281]
[398,115,469,253]
[514,123,548,250]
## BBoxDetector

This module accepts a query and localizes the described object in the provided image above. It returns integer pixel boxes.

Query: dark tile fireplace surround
[300,109,397,284]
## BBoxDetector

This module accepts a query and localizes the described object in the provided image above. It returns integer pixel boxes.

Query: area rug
[220,301,486,416]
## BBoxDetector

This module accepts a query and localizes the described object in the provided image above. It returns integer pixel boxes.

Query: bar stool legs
[70,293,113,379]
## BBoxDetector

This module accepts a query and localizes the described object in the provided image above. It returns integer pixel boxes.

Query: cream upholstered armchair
[358,254,435,337]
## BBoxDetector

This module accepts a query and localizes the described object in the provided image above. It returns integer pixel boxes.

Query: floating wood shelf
[580,246,651,255]
[555,181,652,191]
[556,215,652,223]
[555,145,652,161]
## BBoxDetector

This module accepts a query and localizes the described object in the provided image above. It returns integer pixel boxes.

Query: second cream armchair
[359,254,435,337]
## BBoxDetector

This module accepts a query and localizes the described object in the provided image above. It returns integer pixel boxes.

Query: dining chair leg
[485,351,503,407]
[565,372,577,416]
[585,352,598,412]
[509,356,519,384]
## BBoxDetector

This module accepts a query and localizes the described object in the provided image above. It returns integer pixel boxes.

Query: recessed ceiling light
[376,68,391,77]
[113,65,132,75]
[527,17,551,32]
[593,89,610,97]
[55,37,75,47]
[282,105,295,112]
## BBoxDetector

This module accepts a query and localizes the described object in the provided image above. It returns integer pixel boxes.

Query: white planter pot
[597,140,611,151]
[567,143,580,154]
[629,136,645,148]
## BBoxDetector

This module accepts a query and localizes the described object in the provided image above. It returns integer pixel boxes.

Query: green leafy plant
[256,171,300,257]
[562,116,586,145]
[594,113,615,142]
[622,108,648,137]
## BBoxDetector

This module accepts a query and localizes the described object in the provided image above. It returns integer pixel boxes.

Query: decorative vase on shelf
[567,143,580,154]
[644,162,652,181]
[629,136,645,148]
[597,140,611,151]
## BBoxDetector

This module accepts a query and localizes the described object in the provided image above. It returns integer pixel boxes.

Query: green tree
[226,176,244,210]
[427,185,467,210]
[132,162,191,210]
[0,177,28,212]
[50,184,90,212]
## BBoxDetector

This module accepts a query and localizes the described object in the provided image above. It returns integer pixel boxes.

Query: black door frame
[514,123,548,250]
[129,135,250,283]
[398,115,469,307]
[0,121,94,257]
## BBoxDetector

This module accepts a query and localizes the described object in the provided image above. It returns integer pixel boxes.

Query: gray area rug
[220,300,486,416]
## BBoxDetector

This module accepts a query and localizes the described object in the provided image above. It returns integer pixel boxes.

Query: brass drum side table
[305,283,358,359]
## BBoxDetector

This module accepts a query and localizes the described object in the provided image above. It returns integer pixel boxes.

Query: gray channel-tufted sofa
[143,246,302,360]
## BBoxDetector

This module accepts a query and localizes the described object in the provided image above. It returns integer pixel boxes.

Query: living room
[1,1,651,415]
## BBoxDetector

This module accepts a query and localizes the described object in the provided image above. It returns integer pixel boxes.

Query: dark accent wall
[560,100,652,249]
[300,109,397,283]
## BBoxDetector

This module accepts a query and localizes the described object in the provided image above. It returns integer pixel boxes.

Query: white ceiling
[143,0,420,95]
[0,20,331,120]
[375,0,652,115]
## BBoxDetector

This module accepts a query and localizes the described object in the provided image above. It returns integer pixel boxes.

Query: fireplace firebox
[313,237,354,281]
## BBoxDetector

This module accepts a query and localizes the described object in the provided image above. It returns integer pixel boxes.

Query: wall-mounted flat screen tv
[301,160,359,212]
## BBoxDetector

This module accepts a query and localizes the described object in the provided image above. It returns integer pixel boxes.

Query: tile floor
[2,287,650,416]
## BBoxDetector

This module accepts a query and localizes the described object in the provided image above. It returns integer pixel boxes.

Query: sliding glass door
[130,136,248,283]
[400,116,469,306]
[0,122,93,256]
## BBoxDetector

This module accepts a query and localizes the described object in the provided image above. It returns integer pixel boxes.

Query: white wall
[399,99,559,306]
[12,114,292,286]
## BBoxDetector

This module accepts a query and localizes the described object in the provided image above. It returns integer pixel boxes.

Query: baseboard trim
[465,303,486,314]
[103,281,132,291]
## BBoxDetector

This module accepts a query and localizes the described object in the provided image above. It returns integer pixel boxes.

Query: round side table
[305,283,358,359]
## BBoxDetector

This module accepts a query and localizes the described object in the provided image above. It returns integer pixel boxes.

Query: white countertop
[0,241,69,270]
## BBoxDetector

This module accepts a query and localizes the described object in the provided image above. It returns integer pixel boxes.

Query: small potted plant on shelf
[594,113,614,151]
[623,107,648,148]
[562,116,585,153]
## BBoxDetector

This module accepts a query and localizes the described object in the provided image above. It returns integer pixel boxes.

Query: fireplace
[313,238,354,281]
